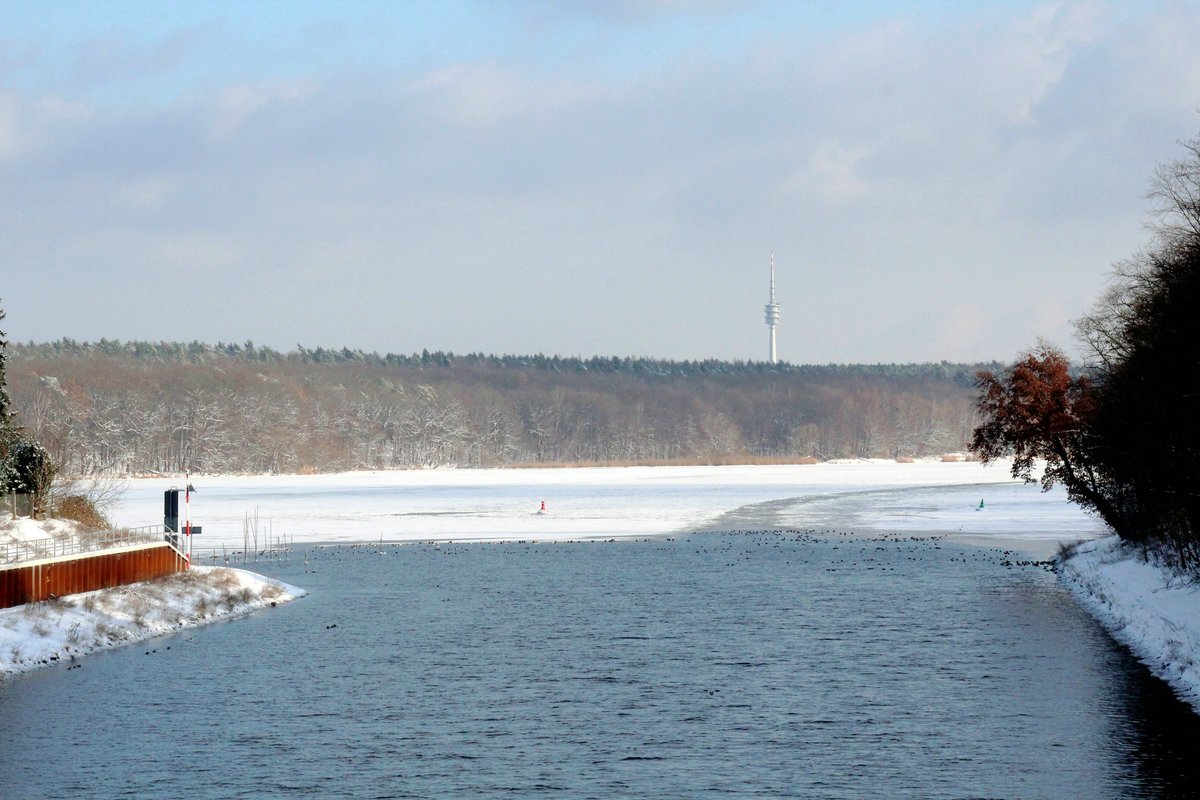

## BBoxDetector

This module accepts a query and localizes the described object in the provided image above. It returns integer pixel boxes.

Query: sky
[2,0,1199,364]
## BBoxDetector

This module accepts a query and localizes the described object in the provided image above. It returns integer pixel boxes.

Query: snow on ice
[107,460,1103,549]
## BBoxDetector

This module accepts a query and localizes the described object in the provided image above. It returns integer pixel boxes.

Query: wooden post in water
[251,506,259,562]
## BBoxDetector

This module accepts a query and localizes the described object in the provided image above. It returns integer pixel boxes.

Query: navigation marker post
[185,474,196,568]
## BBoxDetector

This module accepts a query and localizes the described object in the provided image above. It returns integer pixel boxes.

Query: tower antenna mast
[764,251,781,363]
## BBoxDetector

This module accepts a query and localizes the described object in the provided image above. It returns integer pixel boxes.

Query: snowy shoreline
[0,564,304,678]
[1059,536,1200,714]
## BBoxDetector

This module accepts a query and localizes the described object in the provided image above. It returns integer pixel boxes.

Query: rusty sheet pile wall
[0,544,186,609]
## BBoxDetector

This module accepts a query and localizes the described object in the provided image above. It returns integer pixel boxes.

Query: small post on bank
[185,474,195,569]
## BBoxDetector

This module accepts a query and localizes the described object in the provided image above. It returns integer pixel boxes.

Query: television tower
[764,251,781,363]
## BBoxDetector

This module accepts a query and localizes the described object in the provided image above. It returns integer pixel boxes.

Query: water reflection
[1110,631,1200,798]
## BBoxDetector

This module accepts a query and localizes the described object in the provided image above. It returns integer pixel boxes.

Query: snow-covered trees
[0,302,58,514]
[6,345,981,474]
[4,438,55,515]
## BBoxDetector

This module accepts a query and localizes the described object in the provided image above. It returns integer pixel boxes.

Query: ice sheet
[105,461,1104,549]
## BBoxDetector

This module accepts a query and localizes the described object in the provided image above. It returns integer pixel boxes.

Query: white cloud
[0,90,91,161]
[111,173,180,210]
[204,81,315,141]
[4,1,1200,362]
[785,142,872,204]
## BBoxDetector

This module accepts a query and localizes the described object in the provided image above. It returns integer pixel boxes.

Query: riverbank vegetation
[972,133,1200,570]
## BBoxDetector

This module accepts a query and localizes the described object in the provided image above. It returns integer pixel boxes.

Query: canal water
[1,531,1198,798]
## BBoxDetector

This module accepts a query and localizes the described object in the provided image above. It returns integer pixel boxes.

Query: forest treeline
[7,341,993,475]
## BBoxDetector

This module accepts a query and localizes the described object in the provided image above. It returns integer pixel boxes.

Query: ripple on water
[1,532,1199,799]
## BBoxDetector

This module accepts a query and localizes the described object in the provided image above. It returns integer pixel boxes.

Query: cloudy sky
[2,1,1199,363]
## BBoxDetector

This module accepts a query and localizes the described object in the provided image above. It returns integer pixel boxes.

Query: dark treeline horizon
[15,337,1001,378]
[8,338,998,475]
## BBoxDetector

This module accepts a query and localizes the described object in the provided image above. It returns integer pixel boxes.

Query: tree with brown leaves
[970,343,1123,533]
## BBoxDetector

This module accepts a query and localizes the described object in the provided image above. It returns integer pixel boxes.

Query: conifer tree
[0,301,14,493]
[0,300,11,432]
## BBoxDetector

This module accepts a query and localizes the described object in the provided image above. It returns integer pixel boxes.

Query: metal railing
[0,526,170,567]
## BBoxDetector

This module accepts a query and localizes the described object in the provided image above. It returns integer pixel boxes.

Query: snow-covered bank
[0,565,304,677]
[1,515,94,557]
[1059,536,1200,713]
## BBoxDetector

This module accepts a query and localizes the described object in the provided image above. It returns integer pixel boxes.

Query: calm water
[2,531,1198,799]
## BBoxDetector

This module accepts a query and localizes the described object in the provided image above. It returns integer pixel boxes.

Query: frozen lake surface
[109,461,1105,552]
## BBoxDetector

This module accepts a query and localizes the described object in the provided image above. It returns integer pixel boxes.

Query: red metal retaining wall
[0,543,186,610]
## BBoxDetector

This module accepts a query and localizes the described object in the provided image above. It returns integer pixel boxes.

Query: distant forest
[7,339,997,475]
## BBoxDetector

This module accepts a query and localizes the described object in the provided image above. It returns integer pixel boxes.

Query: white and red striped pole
[184,472,192,569]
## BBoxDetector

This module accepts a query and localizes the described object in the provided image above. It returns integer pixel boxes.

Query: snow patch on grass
[0,565,305,677]
[1059,535,1200,713]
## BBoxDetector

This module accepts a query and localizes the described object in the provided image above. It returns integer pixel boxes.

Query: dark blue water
[2,532,1197,799]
